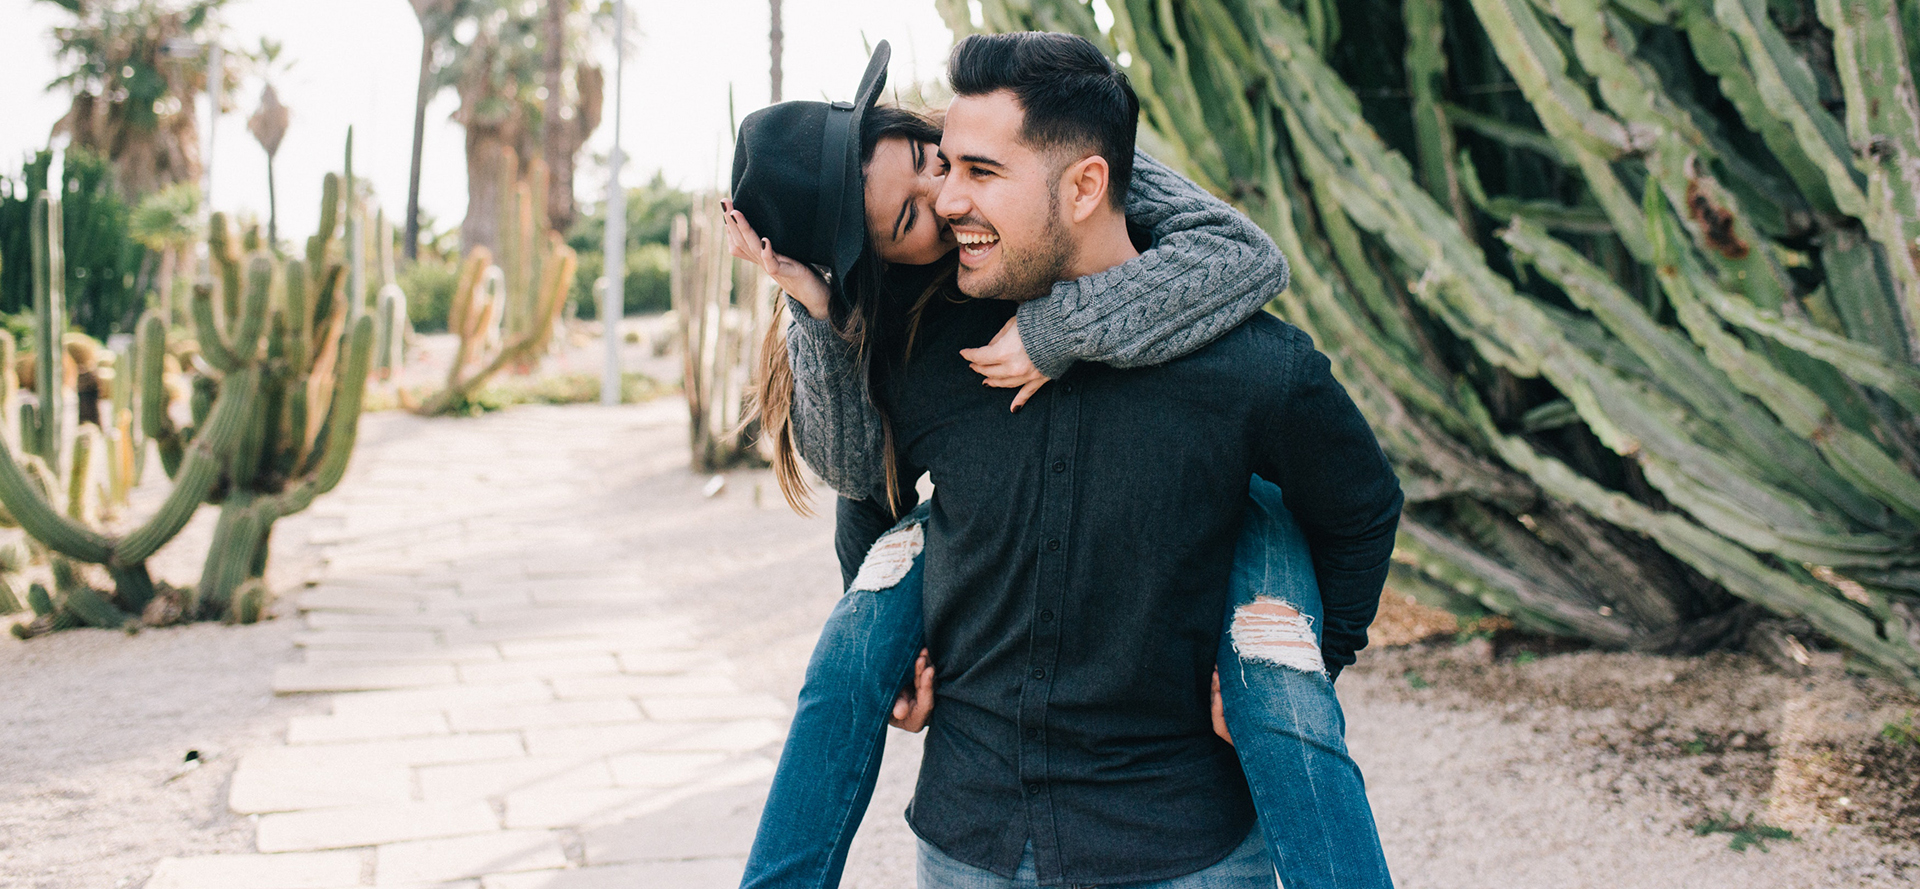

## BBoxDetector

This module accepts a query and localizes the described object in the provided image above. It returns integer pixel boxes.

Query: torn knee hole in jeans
[850,523,924,592]
[1230,597,1325,675]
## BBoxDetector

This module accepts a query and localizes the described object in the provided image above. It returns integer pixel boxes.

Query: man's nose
[934,173,967,220]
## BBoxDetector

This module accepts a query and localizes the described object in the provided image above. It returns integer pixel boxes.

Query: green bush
[571,242,671,320]
[0,148,143,339]
[399,258,459,333]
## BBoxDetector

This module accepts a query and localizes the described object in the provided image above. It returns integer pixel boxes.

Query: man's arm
[1013,150,1289,378]
[787,300,889,500]
[1250,334,1404,678]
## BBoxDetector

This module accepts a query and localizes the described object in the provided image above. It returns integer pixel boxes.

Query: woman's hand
[960,316,1050,412]
[1211,668,1232,745]
[889,648,937,732]
[721,199,832,321]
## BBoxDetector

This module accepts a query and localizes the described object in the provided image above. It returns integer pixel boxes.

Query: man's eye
[970,168,993,179]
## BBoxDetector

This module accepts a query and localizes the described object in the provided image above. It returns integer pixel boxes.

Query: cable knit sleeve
[1015,150,1290,379]
[784,296,887,498]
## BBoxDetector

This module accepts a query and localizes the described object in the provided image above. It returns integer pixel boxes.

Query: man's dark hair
[948,32,1139,209]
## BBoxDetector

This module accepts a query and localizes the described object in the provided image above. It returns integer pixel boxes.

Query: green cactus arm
[285,259,310,374]
[195,497,262,619]
[227,256,273,364]
[1467,395,1920,687]
[1709,0,1868,218]
[1701,289,1920,417]
[270,316,371,514]
[65,427,95,522]
[1500,217,1885,526]
[0,434,111,563]
[208,212,244,323]
[29,192,65,462]
[191,284,243,373]
[308,173,339,274]
[1817,0,1920,359]
[137,313,170,439]
[115,368,259,565]
[59,580,124,628]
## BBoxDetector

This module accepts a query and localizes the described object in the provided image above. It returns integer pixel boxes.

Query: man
[857,32,1404,887]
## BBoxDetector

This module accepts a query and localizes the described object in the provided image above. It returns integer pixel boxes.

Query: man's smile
[954,228,999,265]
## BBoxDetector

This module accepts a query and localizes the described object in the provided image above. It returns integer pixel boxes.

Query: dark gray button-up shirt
[841,292,1401,885]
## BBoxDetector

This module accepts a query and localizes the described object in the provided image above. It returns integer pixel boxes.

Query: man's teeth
[956,232,997,246]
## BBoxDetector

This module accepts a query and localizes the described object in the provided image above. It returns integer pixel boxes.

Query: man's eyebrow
[958,154,1003,168]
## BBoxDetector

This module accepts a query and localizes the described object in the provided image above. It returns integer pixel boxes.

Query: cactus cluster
[671,202,771,471]
[949,0,1920,687]
[0,152,372,635]
[415,149,575,416]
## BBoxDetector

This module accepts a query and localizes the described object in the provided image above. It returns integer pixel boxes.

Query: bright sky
[0,0,957,239]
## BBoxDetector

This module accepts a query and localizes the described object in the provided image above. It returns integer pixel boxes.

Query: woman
[727,42,1392,889]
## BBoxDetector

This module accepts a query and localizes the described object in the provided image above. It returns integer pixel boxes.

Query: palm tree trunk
[265,152,277,247]
[405,32,432,260]
[541,0,572,233]
[769,0,783,103]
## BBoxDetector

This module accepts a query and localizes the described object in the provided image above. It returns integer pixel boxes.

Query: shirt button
[1051,460,1066,473]
[1032,668,1045,680]
[1063,383,1074,394]
[1027,783,1041,795]
[1046,538,1061,551]
[1040,609,1054,622]
[1025,727,1040,739]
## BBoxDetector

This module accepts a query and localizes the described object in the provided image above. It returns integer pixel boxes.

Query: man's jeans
[740,477,1393,889]
[918,830,1272,889]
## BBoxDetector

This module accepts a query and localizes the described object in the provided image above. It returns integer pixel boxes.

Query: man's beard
[955,193,1073,302]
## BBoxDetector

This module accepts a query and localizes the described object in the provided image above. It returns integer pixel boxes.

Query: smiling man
[866,31,1402,889]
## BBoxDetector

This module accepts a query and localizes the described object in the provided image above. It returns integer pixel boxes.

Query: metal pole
[600,0,627,405]
[205,42,221,206]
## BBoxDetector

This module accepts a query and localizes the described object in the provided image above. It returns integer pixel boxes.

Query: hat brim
[825,40,891,286]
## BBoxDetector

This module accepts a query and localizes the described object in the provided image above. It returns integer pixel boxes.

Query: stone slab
[296,630,442,649]
[230,762,414,814]
[482,860,745,889]
[603,752,728,788]
[581,784,764,865]
[146,851,364,889]
[330,681,552,717]
[274,663,461,693]
[520,724,688,759]
[375,830,569,884]
[458,655,619,684]
[417,757,616,803]
[639,694,787,722]
[446,699,642,733]
[258,801,501,852]
[242,733,525,771]
[288,711,451,744]
[549,673,741,700]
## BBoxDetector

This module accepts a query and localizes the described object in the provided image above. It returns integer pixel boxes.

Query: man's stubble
[956,187,1074,302]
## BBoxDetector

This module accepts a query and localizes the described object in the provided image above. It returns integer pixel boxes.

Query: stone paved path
[146,401,845,889]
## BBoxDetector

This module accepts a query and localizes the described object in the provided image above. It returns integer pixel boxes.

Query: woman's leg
[1217,476,1393,889]
[741,509,930,889]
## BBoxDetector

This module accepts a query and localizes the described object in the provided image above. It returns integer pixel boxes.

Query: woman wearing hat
[728,41,1391,889]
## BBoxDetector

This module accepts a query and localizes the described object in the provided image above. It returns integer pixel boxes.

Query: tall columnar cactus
[415,154,575,416]
[950,0,1920,688]
[0,161,373,634]
[373,209,410,380]
[671,203,771,471]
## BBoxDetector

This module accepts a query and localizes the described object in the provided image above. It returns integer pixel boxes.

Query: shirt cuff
[1015,295,1079,380]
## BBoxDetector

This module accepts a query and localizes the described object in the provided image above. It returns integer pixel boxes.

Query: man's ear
[1060,154,1111,224]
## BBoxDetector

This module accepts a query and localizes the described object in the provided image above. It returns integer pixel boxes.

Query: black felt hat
[730,40,891,289]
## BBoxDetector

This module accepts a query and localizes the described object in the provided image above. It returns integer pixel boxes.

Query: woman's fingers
[1210,668,1233,746]
[1009,379,1047,412]
[888,649,937,733]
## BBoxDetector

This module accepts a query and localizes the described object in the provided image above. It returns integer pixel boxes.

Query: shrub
[399,257,459,333]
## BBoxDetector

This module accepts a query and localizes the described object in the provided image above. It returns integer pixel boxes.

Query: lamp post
[600,0,627,405]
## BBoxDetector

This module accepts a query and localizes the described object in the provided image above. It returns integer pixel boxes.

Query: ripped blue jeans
[740,476,1392,889]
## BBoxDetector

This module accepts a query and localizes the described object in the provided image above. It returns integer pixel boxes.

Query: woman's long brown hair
[749,105,946,518]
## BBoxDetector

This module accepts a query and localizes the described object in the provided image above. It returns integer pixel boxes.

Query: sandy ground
[1,332,1917,886]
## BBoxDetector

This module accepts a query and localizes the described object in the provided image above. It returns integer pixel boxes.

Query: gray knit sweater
[786,150,1289,499]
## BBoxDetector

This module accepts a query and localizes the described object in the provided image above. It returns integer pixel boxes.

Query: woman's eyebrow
[892,196,916,243]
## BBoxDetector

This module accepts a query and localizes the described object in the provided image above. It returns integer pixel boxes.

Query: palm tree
[41,0,232,202]
[245,39,289,248]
